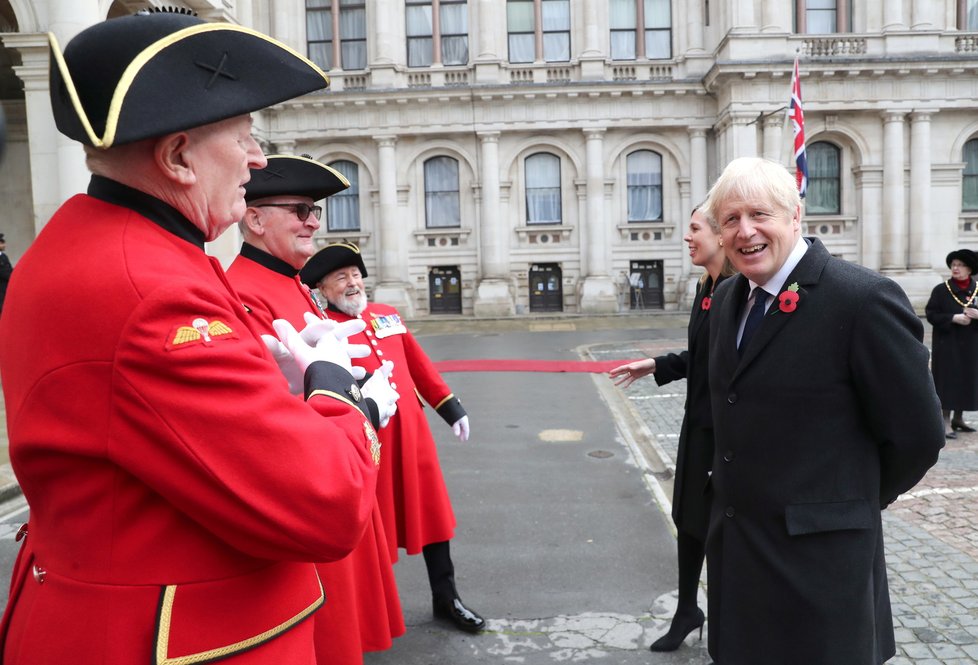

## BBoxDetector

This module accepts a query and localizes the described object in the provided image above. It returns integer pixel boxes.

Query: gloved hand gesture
[261,334,304,395]
[271,314,370,380]
[361,360,400,428]
[452,415,470,442]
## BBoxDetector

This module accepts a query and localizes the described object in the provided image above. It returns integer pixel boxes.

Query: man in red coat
[226,154,404,663]
[0,12,386,664]
[301,242,486,633]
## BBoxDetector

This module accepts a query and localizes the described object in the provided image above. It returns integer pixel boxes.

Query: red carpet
[432,359,643,373]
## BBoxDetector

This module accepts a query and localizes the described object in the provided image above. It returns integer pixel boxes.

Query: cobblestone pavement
[587,334,978,665]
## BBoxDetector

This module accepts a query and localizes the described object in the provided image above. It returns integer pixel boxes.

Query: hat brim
[300,243,368,287]
[246,155,349,203]
[50,19,329,148]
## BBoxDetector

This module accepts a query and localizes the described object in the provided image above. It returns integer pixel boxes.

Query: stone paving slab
[587,336,978,664]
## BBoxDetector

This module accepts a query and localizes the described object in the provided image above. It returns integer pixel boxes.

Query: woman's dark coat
[653,274,726,540]
[925,278,978,410]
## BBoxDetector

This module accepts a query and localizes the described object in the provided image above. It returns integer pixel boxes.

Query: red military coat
[323,302,466,559]
[0,177,379,665]
[227,244,404,660]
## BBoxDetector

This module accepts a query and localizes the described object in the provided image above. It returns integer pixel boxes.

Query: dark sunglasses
[255,202,322,221]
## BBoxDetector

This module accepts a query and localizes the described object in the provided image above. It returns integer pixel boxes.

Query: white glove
[261,334,303,395]
[452,415,470,442]
[271,316,370,380]
[361,360,399,428]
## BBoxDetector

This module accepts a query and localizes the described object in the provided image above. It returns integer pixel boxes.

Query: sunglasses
[256,202,322,221]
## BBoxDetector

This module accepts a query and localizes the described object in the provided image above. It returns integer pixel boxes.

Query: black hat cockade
[48,10,330,149]
[946,249,978,274]
[245,155,350,203]
[300,242,368,288]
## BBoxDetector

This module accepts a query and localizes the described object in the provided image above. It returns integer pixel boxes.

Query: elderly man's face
[319,266,367,317]
[185,114,266,241]
[249,196,321,269]
[717,196,800,285]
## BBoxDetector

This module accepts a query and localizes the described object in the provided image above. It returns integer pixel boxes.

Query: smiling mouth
[740,244,766,255]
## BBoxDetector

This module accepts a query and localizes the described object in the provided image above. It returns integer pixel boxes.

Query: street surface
[0,315,975,664]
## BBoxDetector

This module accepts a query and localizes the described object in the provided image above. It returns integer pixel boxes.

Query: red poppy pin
[701,296,712,311]
[778,282,800,313]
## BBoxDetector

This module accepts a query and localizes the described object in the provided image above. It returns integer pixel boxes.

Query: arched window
[964,139,978,211]
[626,150,663,222]
[806,141,841,215]
[525,153,562,224]
[424,156,461,228]
[326,160,360,231]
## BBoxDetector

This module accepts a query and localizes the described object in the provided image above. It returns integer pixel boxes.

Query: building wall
[3,0,978,313]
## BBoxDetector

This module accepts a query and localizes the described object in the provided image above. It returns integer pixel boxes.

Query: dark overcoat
[925,278,978,410]
[654,274,726,540]
[706,238,944,665]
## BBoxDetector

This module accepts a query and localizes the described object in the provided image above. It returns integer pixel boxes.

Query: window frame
[506,0,571,64]
[963,138,978,212]
[524,152,563,225]
[424,156,463,229]
[625,149,664,223]
[805,141,842,216]
[326,160,361,232]
[406,0,470,68]
[305,0,367,71]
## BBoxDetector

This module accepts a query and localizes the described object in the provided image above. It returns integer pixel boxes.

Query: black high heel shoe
[952,420,976,432]
[649,607,705,652]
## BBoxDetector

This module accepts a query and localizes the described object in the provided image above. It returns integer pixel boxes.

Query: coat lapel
[734,238,831,375]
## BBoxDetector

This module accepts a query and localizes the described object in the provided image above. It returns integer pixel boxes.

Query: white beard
[334,291,367,317]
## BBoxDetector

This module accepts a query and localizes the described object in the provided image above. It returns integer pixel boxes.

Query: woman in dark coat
[609,207,734,651]
[925,248,978,438]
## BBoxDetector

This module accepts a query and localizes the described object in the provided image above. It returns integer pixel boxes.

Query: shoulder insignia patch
[166,318,238,351]
[365,421,381,466]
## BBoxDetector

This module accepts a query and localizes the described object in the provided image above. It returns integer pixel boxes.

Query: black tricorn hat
[300,242,368,287]
[245,155,349,203]
[946,249,978,273]
[49,11,330,148]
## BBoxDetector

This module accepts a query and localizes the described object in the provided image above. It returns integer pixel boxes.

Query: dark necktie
[739,287,769,355]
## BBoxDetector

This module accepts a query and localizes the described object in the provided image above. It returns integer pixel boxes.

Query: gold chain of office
[945,280,978,308]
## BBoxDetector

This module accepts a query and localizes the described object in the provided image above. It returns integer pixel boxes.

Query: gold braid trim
[155,580,324,665]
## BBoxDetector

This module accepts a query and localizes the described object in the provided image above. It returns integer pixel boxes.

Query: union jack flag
[789,57,808,198]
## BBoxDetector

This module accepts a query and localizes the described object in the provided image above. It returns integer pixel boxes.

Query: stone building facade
[3,0,978,316]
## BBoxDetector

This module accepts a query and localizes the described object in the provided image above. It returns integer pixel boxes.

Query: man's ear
[790,203,802,230]
[242,207,264,236]
[153,132,195,186]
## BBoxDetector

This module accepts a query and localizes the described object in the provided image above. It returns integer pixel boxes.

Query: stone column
[731,0,757,32]
[881,111,906,271]
[474,132,515,316]
[911,0,932,29]
[689,127,709,208]
[883,0,905,30]
[580,128,616,313]
[473,0,502,83]
[370,0,398,86]
[4,34,65,235]
[909,111,933,270]
[761,0,792,33]
[731,112,758,159]
[762,112,785,162]
[855,166,884,272]
[686,0,705,51]
[49,0,101,205]
[371,135,413,313]
[579,0,604,79]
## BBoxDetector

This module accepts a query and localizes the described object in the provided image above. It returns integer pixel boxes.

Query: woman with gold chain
[925,249,978,438]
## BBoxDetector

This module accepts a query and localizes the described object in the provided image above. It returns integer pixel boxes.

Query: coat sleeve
[653,350,689,387]
[850,278,944,506]
[110,281,378,562]
[924,283,956,331]
[401,327,466,426]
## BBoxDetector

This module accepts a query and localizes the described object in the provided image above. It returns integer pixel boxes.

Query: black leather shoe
[433,594,486,633]
[946,430,958,439]
[952,420,976,432]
